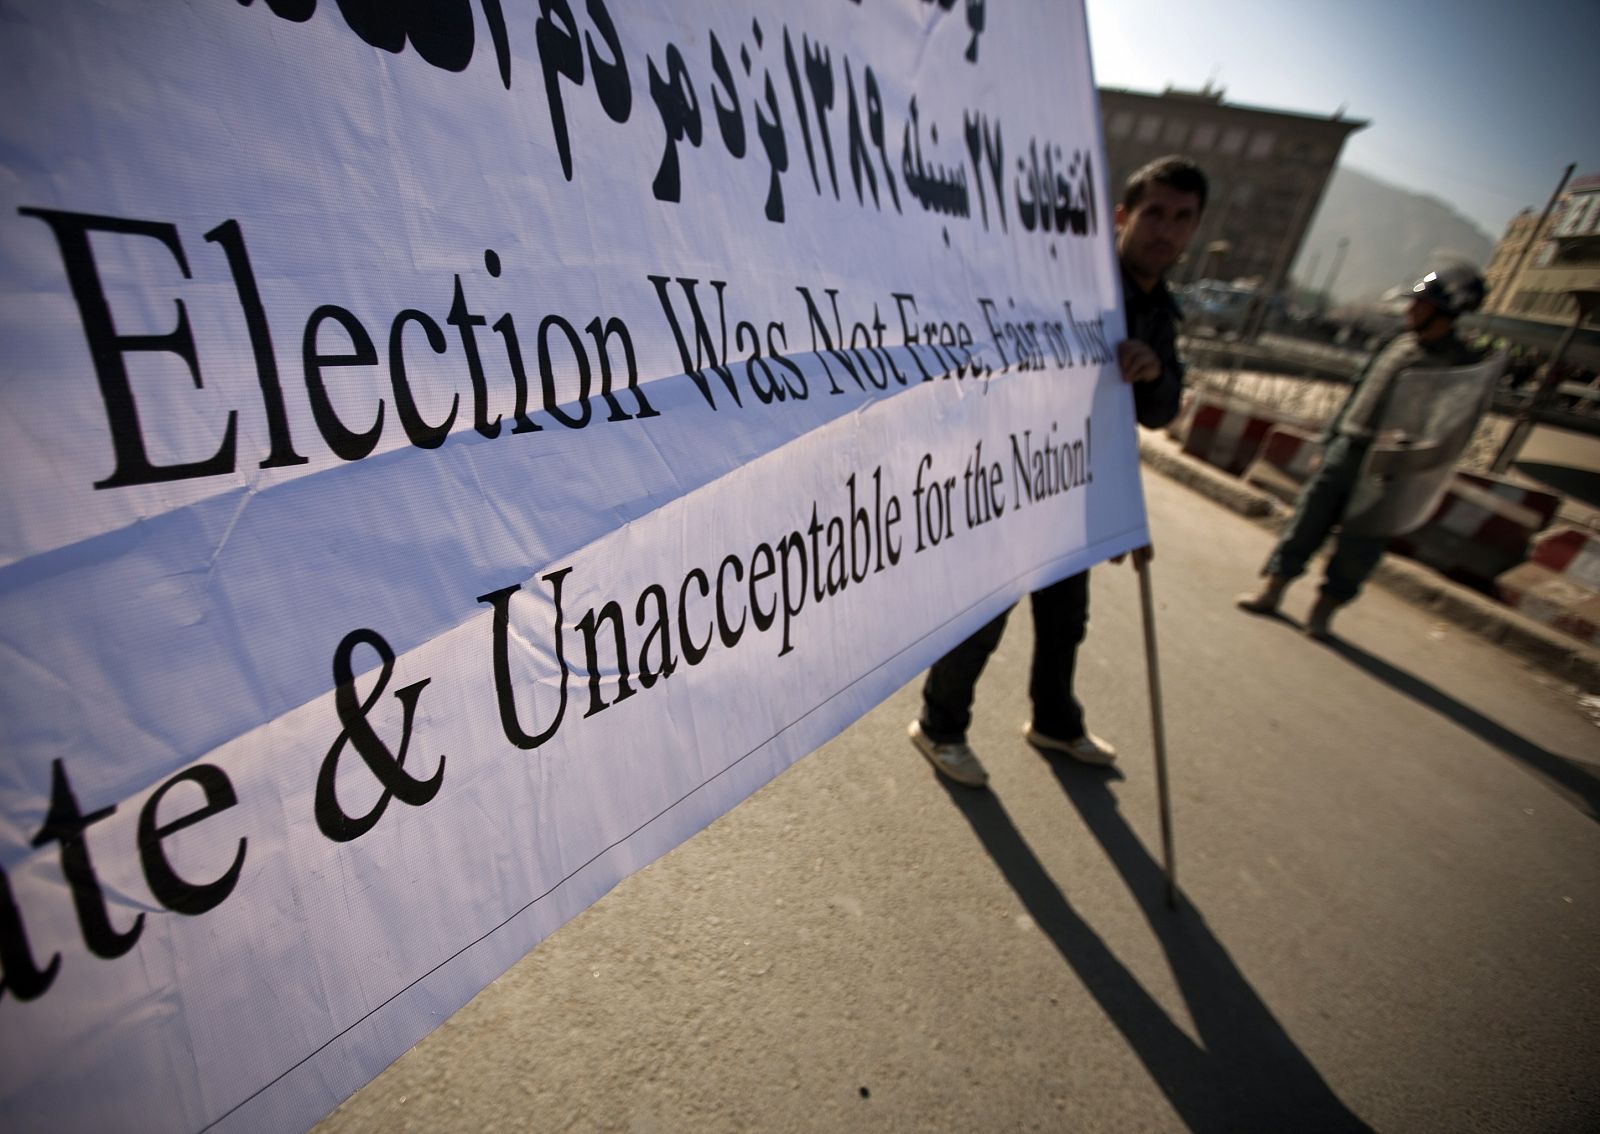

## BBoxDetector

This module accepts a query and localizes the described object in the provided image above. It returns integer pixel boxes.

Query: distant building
[1484,172,1600,326]
[1098,85,1365,299]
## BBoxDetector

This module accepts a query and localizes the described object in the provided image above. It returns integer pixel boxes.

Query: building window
[1555,199,1583,236]
[1191,122,1217,150]
[1164,119,1189,146]
[1220,127,1246,155]
[1136,114,1162,143]
[1248,131,1276,159]
[1561,194,1600,236]
[1107,111,1134,139]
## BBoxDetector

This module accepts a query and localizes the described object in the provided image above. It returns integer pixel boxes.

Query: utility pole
[1479,163,1576,464]
[1490,288,1600,473]
[1243,173,1320,341]
[1489,163,1575,319]
[1186,184,1235,284]
[1321,236,1349,310]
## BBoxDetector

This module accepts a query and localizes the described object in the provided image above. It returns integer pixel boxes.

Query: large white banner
[0,2,1145,1129]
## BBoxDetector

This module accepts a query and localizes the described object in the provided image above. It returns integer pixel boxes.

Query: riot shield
[1341,353,1505,537]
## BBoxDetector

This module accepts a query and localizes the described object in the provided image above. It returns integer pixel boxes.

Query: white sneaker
[1023,723,1117,766]
[908,720,989,787]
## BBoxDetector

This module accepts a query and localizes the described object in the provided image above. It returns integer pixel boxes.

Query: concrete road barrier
[1389,472,1562,591]
[1242,423,1321,503]
[1179,394,1298,476]
[1499,527,1600,648]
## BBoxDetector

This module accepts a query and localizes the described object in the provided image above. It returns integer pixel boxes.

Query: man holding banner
[911,156,1208,787]
[1236,264,1495,638]
[1,3,1197,1127]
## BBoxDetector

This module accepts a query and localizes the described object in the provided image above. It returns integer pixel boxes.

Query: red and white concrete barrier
[1498,527,1600,647]
[1390,472,1562,590]
[1178,394,1295,476]
[1242,423,1320,501]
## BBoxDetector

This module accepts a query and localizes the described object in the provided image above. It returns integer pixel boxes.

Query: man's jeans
[920,571,1090,743]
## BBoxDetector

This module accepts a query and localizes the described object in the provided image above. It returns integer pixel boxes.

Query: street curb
[1138,434,1600,691]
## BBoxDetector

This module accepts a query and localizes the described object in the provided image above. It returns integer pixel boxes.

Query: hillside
[1293,165,1496,305]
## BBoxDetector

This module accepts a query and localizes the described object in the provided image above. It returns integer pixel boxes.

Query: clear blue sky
[1084,0,1600,240]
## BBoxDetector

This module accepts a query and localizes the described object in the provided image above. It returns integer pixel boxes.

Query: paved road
[316,468,1600,1134]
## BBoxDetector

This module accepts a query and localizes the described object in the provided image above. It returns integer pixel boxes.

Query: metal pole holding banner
[1133,547,1178,909]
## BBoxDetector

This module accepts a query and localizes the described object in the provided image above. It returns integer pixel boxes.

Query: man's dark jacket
[1122,267,1185,430]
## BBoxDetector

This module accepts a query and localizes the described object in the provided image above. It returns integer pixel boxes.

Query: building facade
[1484,172,1600,326]
[1099,85,1365,298]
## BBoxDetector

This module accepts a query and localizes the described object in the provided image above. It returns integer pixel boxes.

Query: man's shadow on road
[1316,635,1600,823]
[940,768,1372,1133]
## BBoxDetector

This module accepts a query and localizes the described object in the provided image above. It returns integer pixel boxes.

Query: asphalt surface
[315,464,1600,1134]
[1137,429,1600,690]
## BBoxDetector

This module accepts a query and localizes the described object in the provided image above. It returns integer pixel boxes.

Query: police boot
[1305,594,1343,640]
[1235,575,1290,615]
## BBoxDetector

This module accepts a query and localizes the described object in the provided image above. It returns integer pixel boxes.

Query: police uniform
[1263,329,1484,602]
